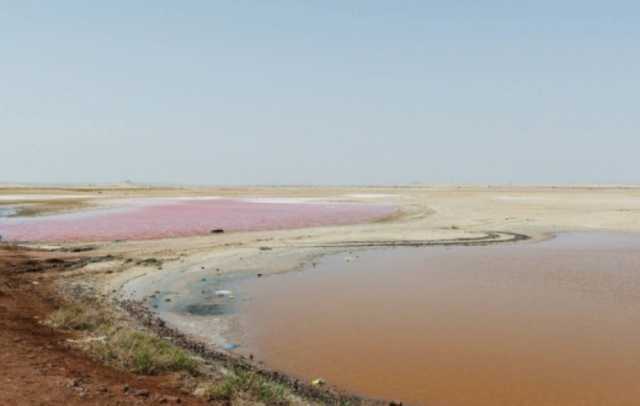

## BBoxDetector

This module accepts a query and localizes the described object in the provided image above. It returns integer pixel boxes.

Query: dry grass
[48,303,107,331]
[12,199,92,217]
[200,367,290,405]
[90,326,197,375]
[48,303,196,375]
[48,302,309,404]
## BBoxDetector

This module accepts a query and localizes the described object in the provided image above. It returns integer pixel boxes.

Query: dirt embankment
[0,245,207,406]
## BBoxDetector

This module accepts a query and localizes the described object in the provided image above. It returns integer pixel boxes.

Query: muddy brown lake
[227,233,640,405]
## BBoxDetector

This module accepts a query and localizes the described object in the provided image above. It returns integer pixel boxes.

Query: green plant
[202,368,289,404]
[91,327,197,375]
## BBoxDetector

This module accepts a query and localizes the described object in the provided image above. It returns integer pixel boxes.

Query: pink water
[0,198,395,242]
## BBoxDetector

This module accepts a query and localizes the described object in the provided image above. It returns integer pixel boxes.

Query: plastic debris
[215,290,233,297]
[311,378,325,386]
[223,343,239,351]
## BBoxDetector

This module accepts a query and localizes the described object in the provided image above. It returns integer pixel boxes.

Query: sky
[2,1,639,185]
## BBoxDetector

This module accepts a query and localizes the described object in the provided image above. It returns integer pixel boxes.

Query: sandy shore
[38,184,640,286]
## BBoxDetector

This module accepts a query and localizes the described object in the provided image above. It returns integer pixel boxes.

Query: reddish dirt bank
[0,245,208,406]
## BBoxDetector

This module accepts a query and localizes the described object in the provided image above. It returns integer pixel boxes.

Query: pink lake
[0,198,395,243]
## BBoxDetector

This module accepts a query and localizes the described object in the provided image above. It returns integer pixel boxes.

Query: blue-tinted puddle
[0,207,16,218]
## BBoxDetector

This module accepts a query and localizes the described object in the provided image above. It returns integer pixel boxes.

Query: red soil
[0,245,208,405]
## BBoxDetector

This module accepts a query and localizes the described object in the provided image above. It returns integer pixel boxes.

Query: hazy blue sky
[2,1,639,185]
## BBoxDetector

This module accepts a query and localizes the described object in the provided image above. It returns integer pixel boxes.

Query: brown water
[232,233,640,406]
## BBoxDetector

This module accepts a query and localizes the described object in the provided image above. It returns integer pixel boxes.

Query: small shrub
[202,380,234,401]
[91,327,197,375]
[48,303,105,331]
[203,368,289,404]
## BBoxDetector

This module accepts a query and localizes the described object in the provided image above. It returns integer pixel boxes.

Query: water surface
[230,233,640,406]
[0,207,16,218]
[0,198,394,242]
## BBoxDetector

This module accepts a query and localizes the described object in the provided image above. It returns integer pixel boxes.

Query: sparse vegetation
[48,302,196,375]
[90,327,197,375]
[48,302,107,331]
[201,367,289,404]
[46,298,338,405]
[9,199,92,217]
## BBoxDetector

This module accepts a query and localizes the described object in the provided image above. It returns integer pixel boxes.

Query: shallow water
[0,207,16,218]
[0,198,394,242]
[229,233,640,405]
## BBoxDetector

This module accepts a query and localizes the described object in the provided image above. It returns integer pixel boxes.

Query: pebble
[132,388,150,397]
[159,396,181,404]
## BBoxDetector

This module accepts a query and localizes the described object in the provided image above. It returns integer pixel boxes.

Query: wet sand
[230,233,640,405]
